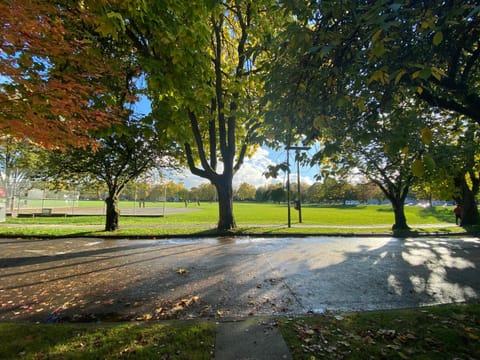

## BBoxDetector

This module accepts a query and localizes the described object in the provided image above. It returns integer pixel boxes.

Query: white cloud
[233,148,283,188]
[171,147,315,189]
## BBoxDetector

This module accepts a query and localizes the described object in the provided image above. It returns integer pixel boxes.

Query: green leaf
[431,67,444,81]
[371,29,383,44]
[433,31,443,46]
[421,127,433,144]
[368,70,389,85]
[394,70,407,85]
[423,155,435,170]
[412,159,425,177]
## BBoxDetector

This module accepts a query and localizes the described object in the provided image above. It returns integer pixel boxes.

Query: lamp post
[286,145,310,227]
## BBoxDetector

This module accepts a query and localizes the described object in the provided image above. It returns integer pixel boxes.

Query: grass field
[0,202,469,238]
[5,201,457,224]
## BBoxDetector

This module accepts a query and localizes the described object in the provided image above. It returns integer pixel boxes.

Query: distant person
[454,204,462,225]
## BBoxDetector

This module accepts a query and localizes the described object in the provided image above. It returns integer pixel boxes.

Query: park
[1,203,479,358]
[1,0,480,358]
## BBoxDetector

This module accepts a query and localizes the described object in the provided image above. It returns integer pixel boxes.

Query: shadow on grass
[375,207,393,213]
[419,206,454,222]
[303,204,368,210]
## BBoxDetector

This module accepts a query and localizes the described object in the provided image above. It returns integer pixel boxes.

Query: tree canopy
[95,0,284,230]
[263,0,480,226]
[0,0,125,148]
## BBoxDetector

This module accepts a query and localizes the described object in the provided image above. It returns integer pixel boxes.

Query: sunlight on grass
[0,321,215,359]
[0,203,467,238]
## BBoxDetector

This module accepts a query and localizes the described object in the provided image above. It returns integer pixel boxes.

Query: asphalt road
[1,236,479,322]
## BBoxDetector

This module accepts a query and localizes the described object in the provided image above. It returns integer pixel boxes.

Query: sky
[133,96,320,189]
[171,146,319,189]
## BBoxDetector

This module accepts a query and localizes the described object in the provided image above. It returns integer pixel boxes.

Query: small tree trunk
[105,195,120,231]
[215,177,236,230]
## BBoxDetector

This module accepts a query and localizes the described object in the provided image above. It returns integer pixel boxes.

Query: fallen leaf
[399,333,417,342]
[177,268,189,275]
[199,305,211,317]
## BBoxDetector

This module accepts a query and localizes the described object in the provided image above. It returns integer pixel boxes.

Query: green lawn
[0,321,215,360]
[279,303,480,359]
[0,202,469,238]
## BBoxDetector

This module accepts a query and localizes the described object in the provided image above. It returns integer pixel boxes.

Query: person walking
[454,204,462,225]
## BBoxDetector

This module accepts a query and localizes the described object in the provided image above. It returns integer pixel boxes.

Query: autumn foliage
[0,0,120,149]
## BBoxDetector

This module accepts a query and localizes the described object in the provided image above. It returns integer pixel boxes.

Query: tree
[262,0,480,228]
[96,0,284,230]
[235,182,256,201]
[122,180,152,205]
[356,182,386,205]
[359,1,480,126]
[43,116,175,230]
[148,181,188,202]
[190,183,217,202]
[425,117,480,225]
[305,182,323,203]
[324,96,437,229]
[269,184,287,204]
[268,1,479,126]
[0,0,122,148]
[0,137,39,214]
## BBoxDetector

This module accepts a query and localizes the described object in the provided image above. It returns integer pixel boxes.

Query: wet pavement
[0,236,479,323]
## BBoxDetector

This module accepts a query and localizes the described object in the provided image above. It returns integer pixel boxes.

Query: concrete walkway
[215,318,292,360]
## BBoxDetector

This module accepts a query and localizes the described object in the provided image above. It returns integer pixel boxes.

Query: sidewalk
[215,317,292,360]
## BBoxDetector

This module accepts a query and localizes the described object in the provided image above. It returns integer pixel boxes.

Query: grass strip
[0,321,215,360]
[279,303,480,359]
[0,224,467,239]
[2,303,478,359]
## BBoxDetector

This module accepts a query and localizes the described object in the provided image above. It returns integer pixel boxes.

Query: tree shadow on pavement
[1,236,479,323]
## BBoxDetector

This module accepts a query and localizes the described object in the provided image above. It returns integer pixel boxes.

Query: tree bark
[105,195,120,231]
[214,176,236,230]
[391,200,409,230]
[457,173,480,226]
[374,179,411,231]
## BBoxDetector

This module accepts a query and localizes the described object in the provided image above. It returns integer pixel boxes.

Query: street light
[286,145,310,227]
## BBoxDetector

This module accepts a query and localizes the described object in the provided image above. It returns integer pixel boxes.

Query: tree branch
[418,89,480,125]
[186,109,214,179]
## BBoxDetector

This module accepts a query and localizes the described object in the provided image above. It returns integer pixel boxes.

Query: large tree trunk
[381,184,410,231]
[215,176,236,230]
[391,200,409,230]
[458,173,480,226]
[105,195,120,231]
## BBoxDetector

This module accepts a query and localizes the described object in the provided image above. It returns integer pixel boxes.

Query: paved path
[1,235,479,321]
